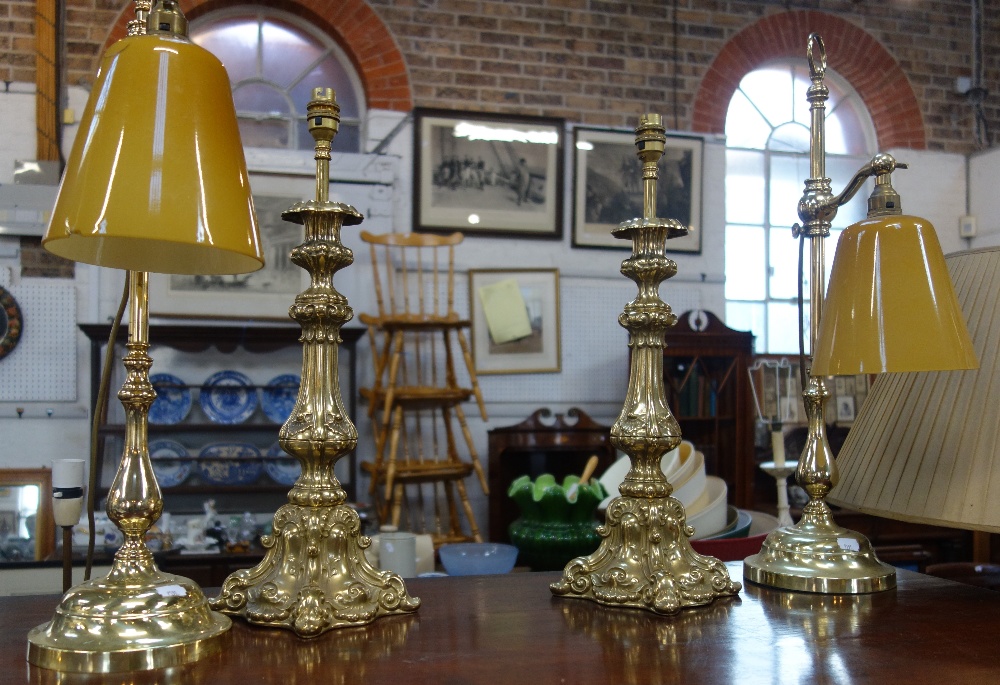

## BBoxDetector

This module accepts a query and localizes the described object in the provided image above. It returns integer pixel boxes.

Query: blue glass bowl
[438,543,518,576]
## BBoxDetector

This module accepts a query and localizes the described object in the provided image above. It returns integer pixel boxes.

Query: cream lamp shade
[830,247,999,531]
[812,215,976,375]
[42,31,263,275]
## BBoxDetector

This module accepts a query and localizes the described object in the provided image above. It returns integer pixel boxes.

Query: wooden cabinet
[663,311,755,509]
[80,323,364,517]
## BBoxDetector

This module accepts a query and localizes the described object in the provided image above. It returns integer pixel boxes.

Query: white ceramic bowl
[688,476,729,540]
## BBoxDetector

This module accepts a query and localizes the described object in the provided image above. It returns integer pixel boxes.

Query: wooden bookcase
[663,311,755,509]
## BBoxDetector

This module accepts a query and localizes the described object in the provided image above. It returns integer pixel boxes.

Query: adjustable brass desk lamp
[28,0,263,671]
[743,34,976,594]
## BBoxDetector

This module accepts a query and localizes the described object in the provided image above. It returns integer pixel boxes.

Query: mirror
[0,468,54,561]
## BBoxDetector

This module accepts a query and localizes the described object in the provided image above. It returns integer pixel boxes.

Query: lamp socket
[960,215,977,238]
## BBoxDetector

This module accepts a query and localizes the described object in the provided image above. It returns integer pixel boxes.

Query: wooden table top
[4,562,1000,684]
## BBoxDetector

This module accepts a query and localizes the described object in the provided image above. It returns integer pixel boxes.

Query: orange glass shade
[42,33,263,275]
[812,214,977,375]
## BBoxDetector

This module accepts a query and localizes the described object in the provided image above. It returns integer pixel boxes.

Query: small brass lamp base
[27,567,230,672]
[743,505,896,594]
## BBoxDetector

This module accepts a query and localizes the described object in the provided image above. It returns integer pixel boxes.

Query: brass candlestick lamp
[551,113,741,613]
[743,34,976,593]
[211,89,420,636]
[28,0,262,671]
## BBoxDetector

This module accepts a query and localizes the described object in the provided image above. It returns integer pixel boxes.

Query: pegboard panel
[0,275,77,402]
[469,276,703,405]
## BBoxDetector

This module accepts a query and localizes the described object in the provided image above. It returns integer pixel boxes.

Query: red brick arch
[692,11,925,150]
[102,0,411,111]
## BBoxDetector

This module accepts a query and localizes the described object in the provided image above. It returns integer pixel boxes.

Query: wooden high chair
[358,231,488,545]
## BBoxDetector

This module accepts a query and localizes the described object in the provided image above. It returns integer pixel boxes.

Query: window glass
[191,10,365,152]
[724,61,876,353]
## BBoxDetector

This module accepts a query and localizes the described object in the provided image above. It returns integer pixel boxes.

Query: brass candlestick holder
[211,88,419,636]
[551,113,741,613]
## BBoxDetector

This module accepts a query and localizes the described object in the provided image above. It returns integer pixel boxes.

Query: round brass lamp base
[744,518,896,594]
[27,569,231,673]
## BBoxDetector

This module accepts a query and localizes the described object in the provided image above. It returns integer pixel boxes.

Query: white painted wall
[970,147,1000,248]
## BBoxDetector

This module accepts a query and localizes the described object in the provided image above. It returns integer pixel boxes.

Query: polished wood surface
[5,563,1000,684]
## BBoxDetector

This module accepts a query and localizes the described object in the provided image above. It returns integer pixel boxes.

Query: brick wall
[2,0,997,154]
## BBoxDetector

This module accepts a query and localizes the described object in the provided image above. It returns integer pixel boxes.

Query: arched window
[724,62,876,353]
[189,8,366,153]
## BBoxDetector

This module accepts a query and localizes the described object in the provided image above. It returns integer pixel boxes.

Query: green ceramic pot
[507,473,606,571]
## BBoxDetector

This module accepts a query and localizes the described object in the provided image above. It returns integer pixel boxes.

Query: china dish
[148,373,192,425]
[438,543,518,576]
[200,370,258,424]
[261,374,300,424]
[149,438,191,488]
[197,442,263,486]
[265,441,301,486]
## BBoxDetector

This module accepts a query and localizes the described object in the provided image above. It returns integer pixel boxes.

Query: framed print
[414,108,564,238]
[149,173,311,320]
[468,268,560,374]
[572,127,702,252]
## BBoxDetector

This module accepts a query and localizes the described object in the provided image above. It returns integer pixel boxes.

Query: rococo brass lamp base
[211,88,419,636]
[27,568,230,672]
[551,114,740,613]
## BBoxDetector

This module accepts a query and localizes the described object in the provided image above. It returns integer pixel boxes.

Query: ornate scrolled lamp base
[552,493,741,613]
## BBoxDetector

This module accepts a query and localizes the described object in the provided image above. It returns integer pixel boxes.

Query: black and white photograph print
[415,109,564,238]
[573,127,702,251]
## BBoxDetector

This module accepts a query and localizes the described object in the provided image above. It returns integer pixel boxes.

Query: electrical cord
[84,272,129,581]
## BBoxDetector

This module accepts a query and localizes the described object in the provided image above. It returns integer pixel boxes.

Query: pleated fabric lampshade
[812,215,976,375]
[42,29,263,276]
[830,247,1000,531]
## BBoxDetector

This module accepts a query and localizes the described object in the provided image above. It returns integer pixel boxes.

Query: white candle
[771,428,786,469]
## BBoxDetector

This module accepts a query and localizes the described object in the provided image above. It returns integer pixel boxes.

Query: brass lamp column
[27,0,260,669]
[211,89,420,637]
[743,34,897,593]
[551,114,741,613]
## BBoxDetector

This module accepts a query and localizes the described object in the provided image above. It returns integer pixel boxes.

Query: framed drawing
[468,268,560,374]
[414,108,564,238]
[572,127,702,252]
[149,173,312,320]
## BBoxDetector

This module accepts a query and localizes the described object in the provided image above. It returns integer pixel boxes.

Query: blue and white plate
[265,441,301,486]
[197,442,263,486]
[149,439,191,488]
[149,373,191,425]
[262,374,300,424]
[199,370,258,424]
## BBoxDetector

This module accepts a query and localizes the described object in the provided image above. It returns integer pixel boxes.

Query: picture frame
[468,268,561,374]
[572,127,703,252]
[414,108,564,239]
[149,172,312,320]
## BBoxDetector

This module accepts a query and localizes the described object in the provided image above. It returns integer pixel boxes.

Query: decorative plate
[265,441,301,486]
[197,442,263,486]
[199,370,258,424]
[261,374,300,424]
[149,439,191,488]
[149,373,192,425]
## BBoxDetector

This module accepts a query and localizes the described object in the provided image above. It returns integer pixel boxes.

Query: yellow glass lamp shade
[43,32,263,276]
[812,214,977,375]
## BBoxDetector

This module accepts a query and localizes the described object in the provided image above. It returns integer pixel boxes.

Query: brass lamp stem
[552,113,740,613]
[212,88,419,636]
[743,34,896,594]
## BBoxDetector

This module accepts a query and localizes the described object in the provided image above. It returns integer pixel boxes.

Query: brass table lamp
[211,88,420,637]
[743,34,976,594]
[551,113,741,613]
[27,0,263,672]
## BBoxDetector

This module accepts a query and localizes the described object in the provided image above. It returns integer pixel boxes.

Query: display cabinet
[80,323,364,519]
[663,310,755,509]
